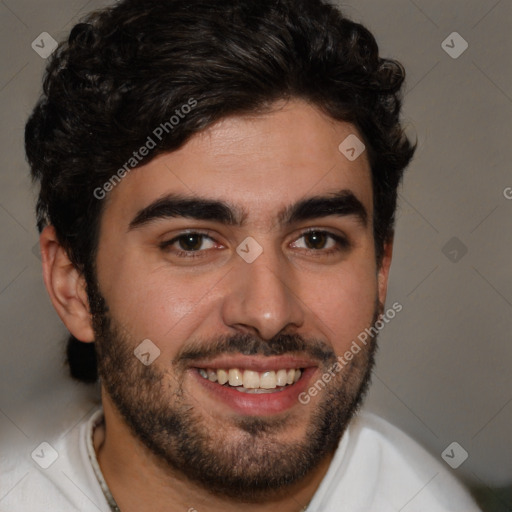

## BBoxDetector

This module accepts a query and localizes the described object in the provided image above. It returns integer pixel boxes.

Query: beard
[87,276,381,502]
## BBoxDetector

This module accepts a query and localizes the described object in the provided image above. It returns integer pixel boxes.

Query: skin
[40,99,392,512]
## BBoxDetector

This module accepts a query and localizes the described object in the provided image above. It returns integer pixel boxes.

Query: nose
[221,245,305,340]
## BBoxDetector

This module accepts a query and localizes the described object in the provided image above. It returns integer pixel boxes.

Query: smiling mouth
[196,367,303,394]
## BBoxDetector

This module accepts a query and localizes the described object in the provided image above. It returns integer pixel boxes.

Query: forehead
[102,100,373,227]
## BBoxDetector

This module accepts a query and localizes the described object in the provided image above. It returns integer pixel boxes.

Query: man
[5,0,480,510]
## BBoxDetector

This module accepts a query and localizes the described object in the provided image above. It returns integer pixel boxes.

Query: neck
[94,392,333,512]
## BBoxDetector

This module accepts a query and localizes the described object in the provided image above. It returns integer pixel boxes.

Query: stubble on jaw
[89,275,380,502]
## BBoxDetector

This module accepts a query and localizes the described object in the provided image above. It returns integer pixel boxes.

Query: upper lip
[190,355,318,372]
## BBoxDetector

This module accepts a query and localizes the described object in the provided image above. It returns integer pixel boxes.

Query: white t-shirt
[0,406,481,511]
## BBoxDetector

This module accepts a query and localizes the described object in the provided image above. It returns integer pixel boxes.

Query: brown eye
[178,233,205,251]
[304,231,329,250]
[291,230,350,254]
[160,232,218,257]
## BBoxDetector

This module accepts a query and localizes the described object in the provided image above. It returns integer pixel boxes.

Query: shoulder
[308,410,482,512]
[0,404,109,512]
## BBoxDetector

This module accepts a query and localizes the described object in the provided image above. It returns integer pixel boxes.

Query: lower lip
[191,368,316,416]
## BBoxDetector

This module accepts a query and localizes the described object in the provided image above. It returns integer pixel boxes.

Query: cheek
[98,254,223,353]
[302,258,378,353]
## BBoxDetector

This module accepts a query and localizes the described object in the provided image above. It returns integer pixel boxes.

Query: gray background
[0,0,510,510]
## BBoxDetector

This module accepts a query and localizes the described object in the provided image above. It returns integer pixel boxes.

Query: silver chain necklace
[87,413,121,512]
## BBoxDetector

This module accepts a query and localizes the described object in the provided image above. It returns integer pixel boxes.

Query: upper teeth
[198,368,302,389]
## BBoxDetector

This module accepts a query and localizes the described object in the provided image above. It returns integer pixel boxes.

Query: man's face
[91,100,388,499]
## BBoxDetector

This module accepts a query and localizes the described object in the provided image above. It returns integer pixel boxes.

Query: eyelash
[159,229,350,259]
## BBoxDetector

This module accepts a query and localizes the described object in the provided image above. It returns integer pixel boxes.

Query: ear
[39,225,95,342]
[377,237,393,307]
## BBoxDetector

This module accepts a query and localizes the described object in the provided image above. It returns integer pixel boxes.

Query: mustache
[174,332,336,367]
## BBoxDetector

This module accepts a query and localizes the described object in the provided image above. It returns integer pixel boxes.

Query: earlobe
[40,226,95,342]
[377,238,394,306]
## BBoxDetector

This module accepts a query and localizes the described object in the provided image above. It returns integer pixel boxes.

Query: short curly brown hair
[25,0,415,382]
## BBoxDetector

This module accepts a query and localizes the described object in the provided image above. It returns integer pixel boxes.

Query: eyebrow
[128,189,368,231]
